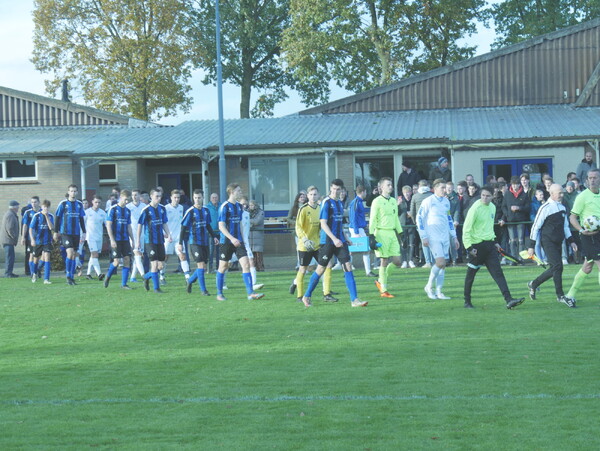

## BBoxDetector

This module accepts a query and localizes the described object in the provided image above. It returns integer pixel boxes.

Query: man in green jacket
[462,186,525,309]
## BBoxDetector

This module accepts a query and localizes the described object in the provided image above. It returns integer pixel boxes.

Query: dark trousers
[4,244,15,276]
[24,240,31,275]
[532,239,564,297]
[464,240,511,302]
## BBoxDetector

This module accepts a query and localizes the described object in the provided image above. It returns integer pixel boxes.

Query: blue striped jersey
[55,199,86,235]
[181,206,213,245]
[107,204,132,241]
[319,197,346,244]
[22,207,40,232]
[218,201,244,244]
[29,212,55,245]
[138,204,168,244]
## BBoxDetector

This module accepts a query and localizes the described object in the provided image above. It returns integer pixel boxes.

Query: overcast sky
[0,0,496,125]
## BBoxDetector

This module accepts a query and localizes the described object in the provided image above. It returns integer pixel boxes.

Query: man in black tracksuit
[502,176,531,262]
[527,184,577,307]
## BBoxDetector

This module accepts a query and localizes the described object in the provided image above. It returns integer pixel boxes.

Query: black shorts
[110,241,132,259]
[219,241,247,262]
[34,243,53,257]
[580,234,600,261]
[189,244,209,263]
[61,234,80,249]
[318,243,351,266]
[25,240,34,254]
[146,242,166,262]
[298,249,319,267]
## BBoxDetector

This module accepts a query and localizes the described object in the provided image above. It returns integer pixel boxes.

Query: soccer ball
[582,215,600,232]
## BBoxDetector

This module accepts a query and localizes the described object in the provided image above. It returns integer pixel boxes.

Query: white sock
[250,266,257,285]
[92,257,102,276]
[427,265,441,288]
[134,255,145,277]
[436,268,445,293]
[181,259,190,275]
[87,258,94,275]
[363,254,371,275]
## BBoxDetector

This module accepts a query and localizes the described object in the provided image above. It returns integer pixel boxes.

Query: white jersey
[126,201,145,225]
[85,207,107,239]
[416,195,456,241]
[165,203,184,242]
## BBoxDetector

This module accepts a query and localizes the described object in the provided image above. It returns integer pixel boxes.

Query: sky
[0,0,497,126]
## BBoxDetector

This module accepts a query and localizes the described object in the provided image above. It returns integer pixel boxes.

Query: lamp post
[215,0,227,202]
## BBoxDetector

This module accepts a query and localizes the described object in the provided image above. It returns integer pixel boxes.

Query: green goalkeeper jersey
[369,195,403,234]
[462,200,496,249]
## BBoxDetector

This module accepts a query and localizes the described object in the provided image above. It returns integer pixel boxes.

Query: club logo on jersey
[112,250,117,257]
[195,252,199,257]
[65,240,70,245]
[322,255,329,261]
[221,253,226,258]
[150,250,155,255]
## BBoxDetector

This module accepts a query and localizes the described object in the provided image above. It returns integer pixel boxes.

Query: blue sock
[304,272,321,298]
[197,269,206,292]
[65,258,73,278]
[44,261,51,280]
[107,263,117,279]
[151,272,160,290]
[188,269,198,284]
[344,271,358,302]
[216,271,225,294]
[70,258,77,277]
[33,261,38,274]
[242,272,253,294]
[121,267,130,286]
[29,262,35,275]
[143,271,152,280]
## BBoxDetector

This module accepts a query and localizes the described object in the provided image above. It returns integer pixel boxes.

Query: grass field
[2,264,600,449]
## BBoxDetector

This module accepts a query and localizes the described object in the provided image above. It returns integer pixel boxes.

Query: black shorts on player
[580,234,600,261]
[219,240,248,261]
[25,240,34,254]
[318,243,351,266]
[299,249,319,266]
[110,241,132,259]
[61,234,79,249]
[34,243,53,257]
[146,243,166,262]
[189,244,209,264]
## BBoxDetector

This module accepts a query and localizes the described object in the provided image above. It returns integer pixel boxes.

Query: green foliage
[491,0,600,49]
[2,265,600,448]
[282,0,488,105]
[188,0,292,118]
[32,0,194,121]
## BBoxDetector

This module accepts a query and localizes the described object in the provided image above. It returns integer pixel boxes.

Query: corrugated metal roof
[0,105,599,157]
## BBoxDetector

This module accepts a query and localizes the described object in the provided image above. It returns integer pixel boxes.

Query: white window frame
[99,163,118,183]
[0,158,38,181]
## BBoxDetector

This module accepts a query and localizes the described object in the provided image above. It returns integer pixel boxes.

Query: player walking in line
[565,168,600,303]
[162,189,185,284]
[369,177,404,298]
[349,185,377,277]
[462,186,525,309]
[126,189,147,283]
[137,189,170,293]
[416,179,459,299]
[216,183,265,301]
[85,195,107,280]
[22,196,41,280]
[527,184,577,307]
[301,179,368,308]
[29,200,54,284]
[182,189,219,295]
[54,184,87,285]
[105,190,134,289]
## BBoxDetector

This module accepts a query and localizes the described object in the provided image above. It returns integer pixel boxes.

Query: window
[250,158,290,209]
[0,159,36,180]
[297,156,335,195]
[355,157,394,193]
[483,158,552,186]
[99,163,117,183]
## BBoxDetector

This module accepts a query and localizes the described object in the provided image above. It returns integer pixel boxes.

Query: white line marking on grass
[4,393,600,406]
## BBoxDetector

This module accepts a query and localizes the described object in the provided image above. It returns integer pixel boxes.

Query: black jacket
[502,187,531,223]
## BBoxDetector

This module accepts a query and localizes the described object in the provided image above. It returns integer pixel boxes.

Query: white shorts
[429,238,450,260]
[86,237,103,253]
[350,228,367,238]
[165,240,183,256]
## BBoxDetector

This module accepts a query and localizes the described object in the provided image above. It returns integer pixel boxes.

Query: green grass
[2,265,600,449]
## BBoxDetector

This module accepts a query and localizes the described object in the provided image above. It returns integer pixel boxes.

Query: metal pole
[216,0,227,202]
[80,160,86,201]
[201,157,208,205]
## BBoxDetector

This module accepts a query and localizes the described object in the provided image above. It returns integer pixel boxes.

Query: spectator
[502,175,531,263]
[248,200,265,272]
[563,181,580,263]
[398,185,416,268]
[2,200,20,278]
[429,157,452,183]
[491,183,507,263]
[287,191,307,270]
[520,173,535,200]
[397,161,420,195]
[539,175,553,200]
[446,181,460,265]
[497,176,507,184]
[575,150,597,187]
[486,174,497,185]
[465,174,476,187]
[206,192,220,272]
[410,180,433,267]
[463,183,481,218]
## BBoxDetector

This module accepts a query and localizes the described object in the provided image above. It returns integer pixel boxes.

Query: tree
[188,0,293,118]
[32,0,194,121]
[491,0,600,49]
[282,0,488,106]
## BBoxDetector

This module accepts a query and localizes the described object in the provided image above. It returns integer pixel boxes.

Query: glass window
[99,163,117,182]
[297,156,335,195]
[355,157,394,193]
[250,158,290,207]
[5,159,36,178]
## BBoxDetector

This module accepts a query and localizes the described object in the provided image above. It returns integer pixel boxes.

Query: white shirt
[241,210,250,244]
[416,195,456,241]
[126,201,145,225]
[85,207,107,239]
[165,203,184,242]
